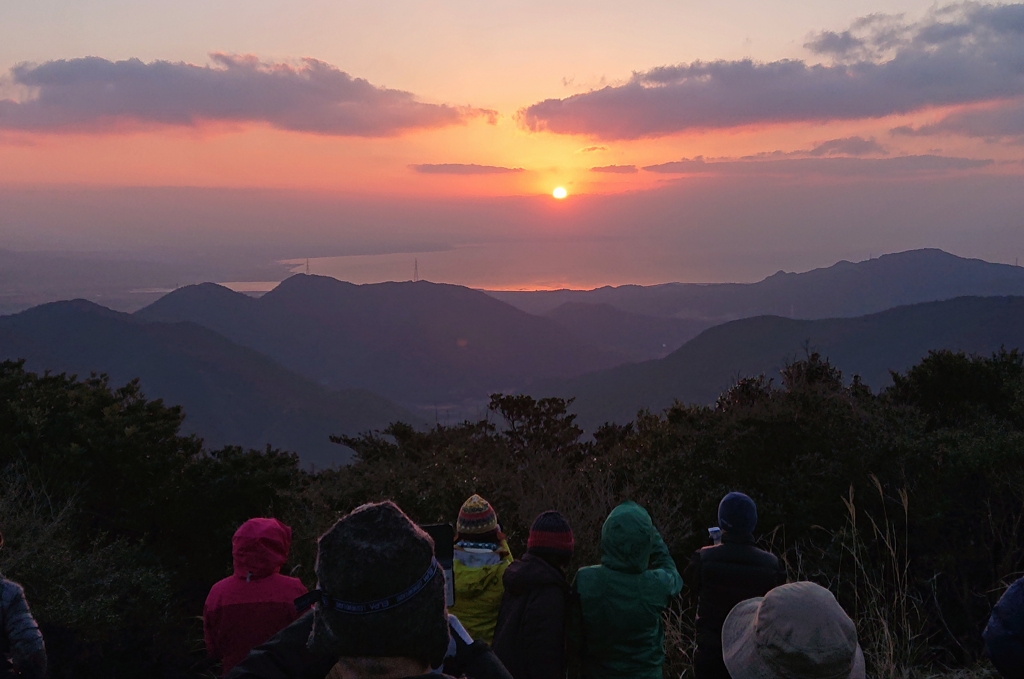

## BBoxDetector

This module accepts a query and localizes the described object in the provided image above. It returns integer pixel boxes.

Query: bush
[2,349,1023,676]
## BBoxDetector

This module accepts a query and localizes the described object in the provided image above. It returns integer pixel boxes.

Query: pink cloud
[519,4,1024,139]
[0,54,496,137]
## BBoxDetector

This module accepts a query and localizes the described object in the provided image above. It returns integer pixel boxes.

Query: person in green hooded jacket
[567,501,682,679]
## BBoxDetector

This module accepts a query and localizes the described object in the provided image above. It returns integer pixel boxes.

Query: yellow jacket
[449,541,513,643]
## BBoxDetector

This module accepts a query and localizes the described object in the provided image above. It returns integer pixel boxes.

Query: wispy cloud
[410,163,524,174]
[519,3,1024,139]
[893,98,1024,144]
[578,146,608,153]
[642,154,991,177]
[590,164,638,173]
[807,136,888,156]
[0,54,497,136]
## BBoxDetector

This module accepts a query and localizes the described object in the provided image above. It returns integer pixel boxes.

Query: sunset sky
[2,1,1024,288]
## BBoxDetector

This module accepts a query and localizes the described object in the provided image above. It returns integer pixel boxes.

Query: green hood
[600,501,655,574]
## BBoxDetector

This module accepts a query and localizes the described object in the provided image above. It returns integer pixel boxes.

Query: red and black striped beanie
[527,510,574,557]
[457,494,499,535]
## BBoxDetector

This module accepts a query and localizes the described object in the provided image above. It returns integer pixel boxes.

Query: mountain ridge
[488,249,1024,320]
[137,275,626,414]
[0,300,420,467]
[530,295,1024,432]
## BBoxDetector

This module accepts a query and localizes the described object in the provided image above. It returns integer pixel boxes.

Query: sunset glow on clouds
[2,0,1024,286]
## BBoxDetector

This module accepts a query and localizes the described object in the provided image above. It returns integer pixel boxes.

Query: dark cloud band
[642,154,992,177]
[590,164,638,173]
[410,164,524,174]
[0,54,496,137]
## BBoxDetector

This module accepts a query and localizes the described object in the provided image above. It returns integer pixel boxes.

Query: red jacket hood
[232,518,292,580]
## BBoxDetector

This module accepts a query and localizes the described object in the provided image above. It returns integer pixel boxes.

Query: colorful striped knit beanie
[527,510,574,557]
[457,494,499,535]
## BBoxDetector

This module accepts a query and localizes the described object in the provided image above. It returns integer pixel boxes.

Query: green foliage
[0,360,305,678]
[2,348,1023,676]
[326,351,1024,674]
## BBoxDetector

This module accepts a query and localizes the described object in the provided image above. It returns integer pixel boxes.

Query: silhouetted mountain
[0,301,420,467]
[0,249,289,315]
[490,250,1024,321]
[136,275,625,413]
[531,296,1024,432]
[543,302,712,361]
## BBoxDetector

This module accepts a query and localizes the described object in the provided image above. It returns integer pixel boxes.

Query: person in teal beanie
[567,502,682,679]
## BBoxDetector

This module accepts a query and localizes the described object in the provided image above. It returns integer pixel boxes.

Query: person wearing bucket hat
[567,501,682,679]
[492,511,575,679]
[684,492,786,679]
[984,575,1024,679]
[226,502,513,679]
[450,495,514,644]
[721,581,865,679]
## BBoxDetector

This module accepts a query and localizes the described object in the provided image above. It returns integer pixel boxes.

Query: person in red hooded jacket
[204,518,308,676]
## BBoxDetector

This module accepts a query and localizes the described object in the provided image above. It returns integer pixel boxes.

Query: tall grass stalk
[839,476,924,679]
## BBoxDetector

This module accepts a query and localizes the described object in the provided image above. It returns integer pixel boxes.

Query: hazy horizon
[4,1,1024,295]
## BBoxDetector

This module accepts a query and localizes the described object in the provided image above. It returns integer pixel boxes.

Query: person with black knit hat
[683,492,786,679]
[227,501,513,679]
[449,495,514,644]
[492,511,574,679]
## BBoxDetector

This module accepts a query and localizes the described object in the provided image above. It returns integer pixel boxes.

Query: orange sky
[2,1,1023,288]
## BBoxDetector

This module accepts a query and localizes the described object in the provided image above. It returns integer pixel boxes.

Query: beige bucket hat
[722,581,866,679]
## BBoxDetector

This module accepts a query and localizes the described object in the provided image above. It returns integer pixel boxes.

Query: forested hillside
[0,300,418,466]
[136,276,624,414]
[533,295,1024,431]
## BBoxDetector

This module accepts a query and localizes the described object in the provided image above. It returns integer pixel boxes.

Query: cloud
[892,98,1024,143]
[410,163,524,174]
[807,136,888,156]
[518,3,1024,139]
[578,146,608,153]
[0,54,496,136]
[590,164,638,173]
[642,154,992,177]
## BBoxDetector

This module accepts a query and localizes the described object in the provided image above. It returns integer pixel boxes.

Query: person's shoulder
[0,578,25,605]
[204,575,238,603]
[572,565,604,588]
[276,574,309,596]
[752,545,783,566]
[0,577,24,593]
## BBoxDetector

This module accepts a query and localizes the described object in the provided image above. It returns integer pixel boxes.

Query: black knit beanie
[308,501,450,667]
[718,491,758,537]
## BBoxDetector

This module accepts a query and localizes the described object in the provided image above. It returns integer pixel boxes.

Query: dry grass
[659,478,983,679]
[837,476,926,678]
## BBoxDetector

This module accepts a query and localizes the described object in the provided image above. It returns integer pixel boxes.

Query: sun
[552,186,568,199]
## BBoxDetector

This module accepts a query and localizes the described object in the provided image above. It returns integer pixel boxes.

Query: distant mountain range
[543,302,711,361]
[531,296,1024,432]
[7,248,1024,463]
[0,301,419,467]
[491,249,1024,319]
[135,275,625,414]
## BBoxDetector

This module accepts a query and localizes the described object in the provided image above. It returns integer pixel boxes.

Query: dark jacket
[492,552,570,679]
[683,535,785,679]
[227,611,513,679]
[985,576,1024,679]
[567,502,682,679]
[0,578,46,679]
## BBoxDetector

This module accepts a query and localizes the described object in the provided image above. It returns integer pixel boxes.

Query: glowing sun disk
[552,186,568,199]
